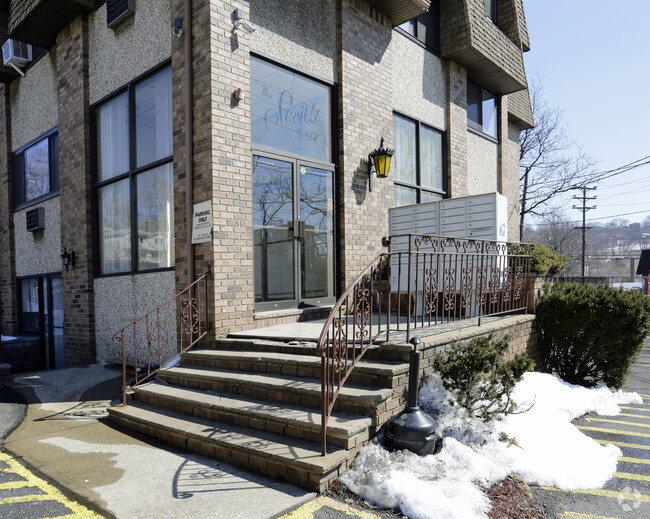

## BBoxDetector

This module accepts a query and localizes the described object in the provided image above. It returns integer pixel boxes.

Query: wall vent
[25,207,45,232]
[107,0,135,28]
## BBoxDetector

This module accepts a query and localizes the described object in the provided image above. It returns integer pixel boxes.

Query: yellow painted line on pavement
[540,486,650,502]
[620,456,650,464]
[562,512,623,519]
[0,451,104,518]
[620,406,650,412]
[615,471,650,482]
[620,412,650,419]
[638,394,650,398]
[577,425,650,438]
[276,495,382,519]
[588,417,650,428]
[0,480,32,490]
[595,439,650,450]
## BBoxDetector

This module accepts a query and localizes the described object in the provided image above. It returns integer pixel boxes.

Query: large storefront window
[94,64,173,275]
[393,113,445,206]
[251,57,335,310]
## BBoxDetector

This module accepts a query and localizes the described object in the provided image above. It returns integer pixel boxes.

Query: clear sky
[523,1,650,227]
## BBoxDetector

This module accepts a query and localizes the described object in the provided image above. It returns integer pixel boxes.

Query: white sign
[191,200,213,244]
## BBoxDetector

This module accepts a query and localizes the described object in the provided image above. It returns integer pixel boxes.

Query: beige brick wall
[0,85,17,337]
[338,0,394,287]
[173,0,255,334]
[446,61,468,198]
[414,315,542,383]
[56,15,96,365]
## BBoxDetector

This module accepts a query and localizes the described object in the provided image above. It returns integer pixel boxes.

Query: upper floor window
[397,0,440,53]
[393,113,445,207]
[467,79,498,139]
[93,64,173,275]
[13,129,59,208]
[485,0,498,23]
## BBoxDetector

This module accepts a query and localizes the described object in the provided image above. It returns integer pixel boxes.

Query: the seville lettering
[263,90,323,145]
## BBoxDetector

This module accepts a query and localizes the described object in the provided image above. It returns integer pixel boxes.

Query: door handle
[288,220,305,238]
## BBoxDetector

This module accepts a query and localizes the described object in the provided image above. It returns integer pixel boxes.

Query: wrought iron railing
[113,268,211,405]
[317,234,533,454]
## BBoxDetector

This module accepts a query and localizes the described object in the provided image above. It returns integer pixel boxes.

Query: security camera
[233,8,256,34]
[233,18,256,34]
[172,17,183,38]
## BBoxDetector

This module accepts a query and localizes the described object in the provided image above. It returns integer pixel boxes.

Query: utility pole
[573,186,597,278]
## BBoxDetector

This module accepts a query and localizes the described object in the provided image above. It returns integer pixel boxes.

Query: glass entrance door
[254,154,335,310]
[48,277,65,369]
[18,275,64,369]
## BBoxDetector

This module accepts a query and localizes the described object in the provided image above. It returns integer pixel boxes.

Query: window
[467,79,498,139]
[94,64,173,275]
[250,56,332,163]
[393,113,445,207]
[397,0,440,53]
[485,0,498,23]
[13,129,59,207]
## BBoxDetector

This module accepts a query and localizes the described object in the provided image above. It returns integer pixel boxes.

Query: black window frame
[91,59,174,278]
[392,111,447,207]
[467,79,499,140]
[485,0,498,24]
[13,128,59,210]
[396,0,441,54]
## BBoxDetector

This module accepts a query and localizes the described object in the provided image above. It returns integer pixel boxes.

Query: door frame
[252,148,337,312]
[16,272,64,370]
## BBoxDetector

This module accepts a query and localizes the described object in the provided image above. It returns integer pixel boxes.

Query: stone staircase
[108,336,410,491]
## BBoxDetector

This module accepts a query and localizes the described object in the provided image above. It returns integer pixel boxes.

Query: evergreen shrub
[530,243,567,276]
[536,282,650,388]
[433,334,534,422]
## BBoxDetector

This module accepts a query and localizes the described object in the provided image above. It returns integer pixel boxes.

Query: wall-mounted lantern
[368,137,394,191]
[61,248,75,272]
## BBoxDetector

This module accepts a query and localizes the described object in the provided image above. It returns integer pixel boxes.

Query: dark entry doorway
[18,274,64,369]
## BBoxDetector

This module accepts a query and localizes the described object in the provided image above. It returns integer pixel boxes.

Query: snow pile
[340,372,642,519]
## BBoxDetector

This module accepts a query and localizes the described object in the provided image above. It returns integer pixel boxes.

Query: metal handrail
[317,234,533,454]
[113,268,211,405]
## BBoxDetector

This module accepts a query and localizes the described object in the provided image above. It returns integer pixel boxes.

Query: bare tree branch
[519,78,598,241]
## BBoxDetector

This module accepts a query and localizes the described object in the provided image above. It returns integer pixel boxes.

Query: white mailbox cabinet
[389,192,508,243]
[387,193,508,295]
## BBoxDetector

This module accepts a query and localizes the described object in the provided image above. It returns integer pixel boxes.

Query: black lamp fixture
[368,137,394,191]
[61,248,75,272]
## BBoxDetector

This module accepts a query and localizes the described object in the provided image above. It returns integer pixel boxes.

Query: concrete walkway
[1,365,315,519]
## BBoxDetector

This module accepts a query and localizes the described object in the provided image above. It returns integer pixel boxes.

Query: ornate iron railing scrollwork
[113,268,212,405]
[317,235,533,455]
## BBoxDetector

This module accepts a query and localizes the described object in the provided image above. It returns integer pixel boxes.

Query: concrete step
[157,366,394,418]
[208,336,407,362]
[181,349,409,389]
[108,401,353,492]
[133,382,372,449]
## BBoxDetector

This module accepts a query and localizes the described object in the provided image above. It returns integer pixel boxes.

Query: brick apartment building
[0,0,533,371]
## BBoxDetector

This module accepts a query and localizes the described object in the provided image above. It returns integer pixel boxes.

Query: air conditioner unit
[26,207,44,232]
[2,39,32,69]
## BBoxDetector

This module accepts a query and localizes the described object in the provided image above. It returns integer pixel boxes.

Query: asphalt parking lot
[532,339,650,519]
